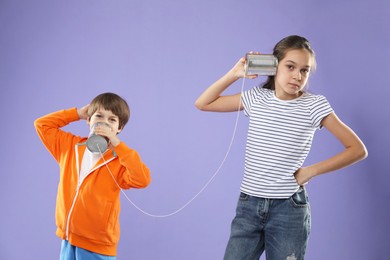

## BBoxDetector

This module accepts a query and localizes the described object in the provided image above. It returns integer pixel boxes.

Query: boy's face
[87,108,122,134]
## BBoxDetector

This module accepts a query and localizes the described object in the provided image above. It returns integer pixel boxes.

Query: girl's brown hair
[262,35,316,90]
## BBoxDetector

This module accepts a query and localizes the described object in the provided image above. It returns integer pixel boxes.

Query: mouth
[288,83,300,89]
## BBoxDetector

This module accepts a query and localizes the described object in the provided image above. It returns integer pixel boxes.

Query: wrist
[226,69,241,81]
[305,165,318,179]
[110,137,121,147]
[76,109,87,120]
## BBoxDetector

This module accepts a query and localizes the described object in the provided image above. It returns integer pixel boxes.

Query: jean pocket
[289,187,309,208]
[239,192,249,201]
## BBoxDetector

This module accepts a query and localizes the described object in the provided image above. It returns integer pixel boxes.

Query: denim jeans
[60,240,116,260]
[224,187,311,260]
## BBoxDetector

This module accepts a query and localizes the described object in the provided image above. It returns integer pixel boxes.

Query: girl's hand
[294,167,314,186]
[77,104,90,120]
[230,57,247,79]
[233,51,260,79]
[194,51,261,112]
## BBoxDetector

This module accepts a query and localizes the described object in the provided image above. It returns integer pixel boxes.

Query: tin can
[245,54,278,76]
[86,122,109,153]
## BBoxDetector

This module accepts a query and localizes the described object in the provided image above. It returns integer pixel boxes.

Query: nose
[94,121,109,128]
[293,70,302,81]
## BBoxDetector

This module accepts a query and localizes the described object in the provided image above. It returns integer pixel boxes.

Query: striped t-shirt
[241,87,333,198]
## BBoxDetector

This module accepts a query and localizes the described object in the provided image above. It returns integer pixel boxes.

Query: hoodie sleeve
[34,108,81,163]
[113,142,151,189]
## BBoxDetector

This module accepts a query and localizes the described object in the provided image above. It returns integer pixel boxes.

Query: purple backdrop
[1,0,389,259]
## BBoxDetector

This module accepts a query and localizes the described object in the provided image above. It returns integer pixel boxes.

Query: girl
[195,35,367,260]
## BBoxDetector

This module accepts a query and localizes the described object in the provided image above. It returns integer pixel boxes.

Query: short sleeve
[310,95,334,129]
[241,86,264,117]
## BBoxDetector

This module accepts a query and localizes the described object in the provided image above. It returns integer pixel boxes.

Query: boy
[34,92,151,259]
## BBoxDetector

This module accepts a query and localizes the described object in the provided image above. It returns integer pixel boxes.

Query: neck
[274,89,303,100]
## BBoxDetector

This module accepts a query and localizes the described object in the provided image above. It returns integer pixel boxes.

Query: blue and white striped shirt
[241,87,333,198]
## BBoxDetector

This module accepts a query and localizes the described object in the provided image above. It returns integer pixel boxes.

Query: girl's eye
[287,65,294,70]
[110,118,117,122]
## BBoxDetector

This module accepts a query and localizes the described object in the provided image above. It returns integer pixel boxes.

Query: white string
[98,75,247,218]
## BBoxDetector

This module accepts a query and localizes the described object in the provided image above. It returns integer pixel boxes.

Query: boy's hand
[77,104,90,120]
[93,123,121,147]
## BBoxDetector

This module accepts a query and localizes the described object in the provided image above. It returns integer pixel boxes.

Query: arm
[295,112,368,185]
[34,108,81,160]
[115,142,151,189]
[194,57,258,112]
[80,104,151,188]
[77,104,89,120]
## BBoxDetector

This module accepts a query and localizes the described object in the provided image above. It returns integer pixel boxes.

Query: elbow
[194,99,207,111]
[131,175,152,189]
[145,174,152,187]
[33,118,41,129]
[130,167,152,189]
[140,168,152,188]
[355,143,368,162]
[359,145,368,161]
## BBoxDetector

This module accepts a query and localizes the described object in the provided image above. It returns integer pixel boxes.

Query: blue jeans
[224,187,311,260]
[60,240,116,260]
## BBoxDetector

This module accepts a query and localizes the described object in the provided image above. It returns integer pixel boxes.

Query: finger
[245,74,258,79]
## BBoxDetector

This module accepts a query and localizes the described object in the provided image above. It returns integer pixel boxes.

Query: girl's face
[274,49,313,100]
[87,108,122,134]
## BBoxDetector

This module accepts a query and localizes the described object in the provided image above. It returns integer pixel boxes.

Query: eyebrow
[95,110,118,118]
[285,60,311,68]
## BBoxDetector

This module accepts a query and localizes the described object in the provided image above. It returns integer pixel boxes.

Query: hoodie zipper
[65,185,80,240]
[64,144,116,240]
[65,145,82,240]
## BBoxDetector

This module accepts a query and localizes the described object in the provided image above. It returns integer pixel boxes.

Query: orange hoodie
[34,108,151,256]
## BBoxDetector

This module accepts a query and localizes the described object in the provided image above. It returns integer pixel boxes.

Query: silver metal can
[86,122,109,153]
[245,54,278,76]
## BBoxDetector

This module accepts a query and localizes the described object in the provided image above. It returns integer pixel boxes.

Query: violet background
[1,0,389,259]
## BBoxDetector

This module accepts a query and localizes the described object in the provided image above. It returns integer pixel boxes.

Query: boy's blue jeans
[60,240,116,260]
[224,187,311,260]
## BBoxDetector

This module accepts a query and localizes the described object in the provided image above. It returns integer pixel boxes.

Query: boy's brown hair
[88,92,130,130]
